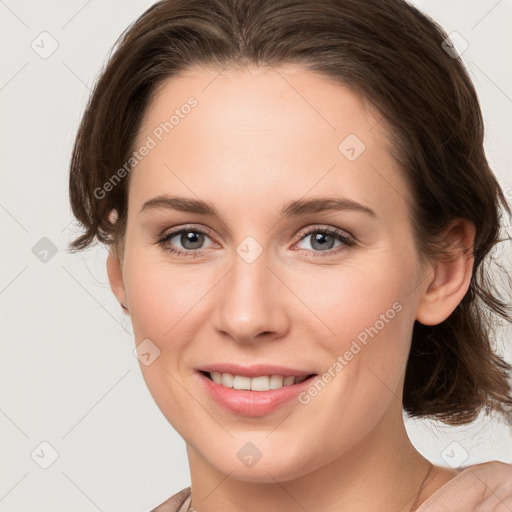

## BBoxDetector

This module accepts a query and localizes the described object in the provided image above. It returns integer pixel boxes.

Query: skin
[106,64,480,511]
[416,461,512,511]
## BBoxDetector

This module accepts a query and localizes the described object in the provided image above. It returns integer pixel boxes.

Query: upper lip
[197,363,316,378]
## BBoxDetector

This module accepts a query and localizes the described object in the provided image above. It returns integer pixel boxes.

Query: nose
[214,250,290,345]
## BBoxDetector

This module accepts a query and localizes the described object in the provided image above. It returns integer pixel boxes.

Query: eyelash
[155,224,356,259]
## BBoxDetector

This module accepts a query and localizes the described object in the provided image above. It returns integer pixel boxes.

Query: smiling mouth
[199,370,317,391]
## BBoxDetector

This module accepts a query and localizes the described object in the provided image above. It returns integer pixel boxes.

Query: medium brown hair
[68,0,512,425]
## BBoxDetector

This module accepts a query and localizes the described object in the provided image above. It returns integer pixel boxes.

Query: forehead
[138,63,384,147]
[129,64,410,220]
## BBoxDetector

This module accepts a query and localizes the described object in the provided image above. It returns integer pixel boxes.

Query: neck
[186,405,455,512]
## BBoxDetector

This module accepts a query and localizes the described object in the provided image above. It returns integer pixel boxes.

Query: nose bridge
[215,244,288,342]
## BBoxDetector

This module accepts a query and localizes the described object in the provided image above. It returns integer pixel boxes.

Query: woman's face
[111,64,431,481]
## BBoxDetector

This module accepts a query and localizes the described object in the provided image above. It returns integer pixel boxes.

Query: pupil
[182,231,204,249]
[313,232,334,250]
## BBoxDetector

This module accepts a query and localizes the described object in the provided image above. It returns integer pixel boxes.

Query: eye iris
[181,231,204,250]
[312,232,335,251]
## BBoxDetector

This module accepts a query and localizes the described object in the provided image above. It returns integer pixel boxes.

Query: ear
[106,247,126,307]
[416,219,476,326]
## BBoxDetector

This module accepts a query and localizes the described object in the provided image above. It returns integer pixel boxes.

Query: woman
[67,0,512,510]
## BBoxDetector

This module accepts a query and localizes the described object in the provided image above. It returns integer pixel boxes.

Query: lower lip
[196,371,318,417]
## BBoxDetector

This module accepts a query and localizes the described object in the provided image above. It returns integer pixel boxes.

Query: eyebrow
[139,195,376,218]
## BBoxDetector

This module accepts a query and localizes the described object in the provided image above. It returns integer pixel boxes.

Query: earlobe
[106,208,128,312]
[415,220,476,326]
[106,247,127,308]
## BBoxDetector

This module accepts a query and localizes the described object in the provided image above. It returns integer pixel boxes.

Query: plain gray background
[1,0,511,510]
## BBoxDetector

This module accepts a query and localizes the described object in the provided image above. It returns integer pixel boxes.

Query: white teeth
[283,376,295,386]
[269,375,284,389]
[251,376,269,391]
[208,372,309,391]
[233,375,251,390]
[220,372,233,387]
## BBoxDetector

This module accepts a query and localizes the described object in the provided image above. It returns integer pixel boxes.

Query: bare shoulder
[149,486,192,512]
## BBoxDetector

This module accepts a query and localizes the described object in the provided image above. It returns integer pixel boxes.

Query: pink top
[149,486,191,512]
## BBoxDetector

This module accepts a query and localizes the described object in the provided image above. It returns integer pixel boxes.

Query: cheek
[123,252,215,345]
[122,253,214,434]
[298,251,419,392]
[298,256,413,341]
[291,260,415,449]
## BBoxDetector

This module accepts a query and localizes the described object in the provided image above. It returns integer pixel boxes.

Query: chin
[221,464,309,484]
[204,443,317,483]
